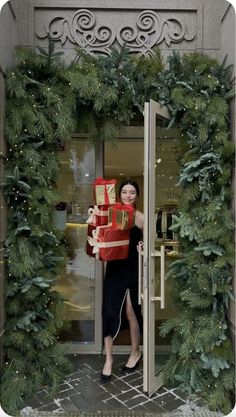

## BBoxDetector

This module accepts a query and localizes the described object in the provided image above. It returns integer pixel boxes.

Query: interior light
[85,173,90,177]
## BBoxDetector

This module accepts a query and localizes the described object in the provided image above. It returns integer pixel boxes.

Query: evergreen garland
[158,52,235,415]
[1,41,76,414]
[1,41,234,414]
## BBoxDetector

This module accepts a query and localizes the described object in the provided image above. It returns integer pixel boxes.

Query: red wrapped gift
[86,205,109,226]
[86,224,97,258]
[93,177,116,206]
[108,203,135,230]
[87,225,130,261]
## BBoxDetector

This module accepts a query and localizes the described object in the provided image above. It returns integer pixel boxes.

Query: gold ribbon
[95,184,116,205]
[87,226,129,254]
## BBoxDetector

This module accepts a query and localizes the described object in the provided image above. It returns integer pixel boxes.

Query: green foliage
[2,40,234,414]
[159,51,234,415]
[1,40,73,415]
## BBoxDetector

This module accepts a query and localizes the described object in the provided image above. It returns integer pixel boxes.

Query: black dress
[102,226,143,340]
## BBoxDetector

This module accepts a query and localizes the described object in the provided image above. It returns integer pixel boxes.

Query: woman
[101,179,144,382]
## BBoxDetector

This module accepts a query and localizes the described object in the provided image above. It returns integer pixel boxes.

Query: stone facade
[13,0,232,62]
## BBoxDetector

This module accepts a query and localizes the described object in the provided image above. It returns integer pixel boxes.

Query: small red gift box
[108,203,135,230]
[86,205,109,226]
[93,177,116,206]
[87,225,130,261]
[86,224,97,258]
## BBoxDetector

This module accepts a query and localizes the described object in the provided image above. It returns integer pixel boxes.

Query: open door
[141,99,180,395]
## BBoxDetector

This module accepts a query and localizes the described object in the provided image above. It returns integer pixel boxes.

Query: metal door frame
[143,100,171,394]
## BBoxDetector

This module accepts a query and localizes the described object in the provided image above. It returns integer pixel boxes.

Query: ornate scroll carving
[37,9,115,55]
[36,9,195,55]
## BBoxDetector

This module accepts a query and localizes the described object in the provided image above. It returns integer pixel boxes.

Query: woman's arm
[135,210,144,230]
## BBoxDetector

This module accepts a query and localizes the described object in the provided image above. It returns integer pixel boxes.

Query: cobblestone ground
[21,355,188,414]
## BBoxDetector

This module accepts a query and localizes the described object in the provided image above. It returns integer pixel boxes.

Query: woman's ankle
[130,350,140,358]
[102,358,113,375]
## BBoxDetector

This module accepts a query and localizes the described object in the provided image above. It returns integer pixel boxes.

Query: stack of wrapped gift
[86,179,135,261]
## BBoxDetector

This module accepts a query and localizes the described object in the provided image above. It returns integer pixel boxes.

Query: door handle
[150,245,165,309]
[138,241,144,305]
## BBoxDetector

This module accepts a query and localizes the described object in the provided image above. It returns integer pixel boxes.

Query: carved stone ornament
[36,9,195,55]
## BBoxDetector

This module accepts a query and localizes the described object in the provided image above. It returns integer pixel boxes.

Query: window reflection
[54,139,96,343]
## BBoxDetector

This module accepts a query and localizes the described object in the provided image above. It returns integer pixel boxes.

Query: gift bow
[88,226,129,254]
[112,203,134,213]
[86,206,108,224]
[87,228,100,253]
[93,177,117,186]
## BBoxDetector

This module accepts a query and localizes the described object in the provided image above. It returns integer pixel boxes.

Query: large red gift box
[93,177,116,206]
[86,205,109,226]
[108,203,135,230]
[87,225,130,261]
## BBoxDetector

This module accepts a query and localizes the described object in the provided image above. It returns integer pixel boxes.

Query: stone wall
[0,0,17,365]
[15,0,229,62]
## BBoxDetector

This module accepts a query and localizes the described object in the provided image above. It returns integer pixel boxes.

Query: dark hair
[119,179,140,197]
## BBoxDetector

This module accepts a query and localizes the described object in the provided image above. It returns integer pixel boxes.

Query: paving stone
[129,376,143,387]
[83,379,105,393]
[116,390,137,402]
[69,371,84,379]
[154,387,168,396]
[103,382,124,395]
[58,398,80,411]
[21,355,189,415]
[93,371,104,381]
[69,379,83,390]
[82,374,104,387]
[58,382,73,391]
[56,387,77,399]
[70,393,92,410]
[121,372,143,383]
[96,402,121,411]
[162,397,185,411]
[143,401,165,413]
[95,390,113,402]
[131,404,152,412]
[37,402,61,412]
[79,364,98,374]
[111,379,131,392]
[105,397,128,409]
[152,392,177,406]
[82,386,107,401]
[124,395,150,409]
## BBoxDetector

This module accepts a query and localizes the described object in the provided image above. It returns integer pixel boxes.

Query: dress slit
[112,289,129,340]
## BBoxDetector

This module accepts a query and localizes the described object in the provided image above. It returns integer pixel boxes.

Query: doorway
[54,118,181,393]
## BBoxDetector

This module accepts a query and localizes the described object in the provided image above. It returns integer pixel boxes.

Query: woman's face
[120,184,138,206]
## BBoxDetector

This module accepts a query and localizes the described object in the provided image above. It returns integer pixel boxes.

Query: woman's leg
[102,335,113,375]
[125,290,141,367]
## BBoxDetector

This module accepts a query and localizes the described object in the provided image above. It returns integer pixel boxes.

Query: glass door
[54,137,103,353]
[142,99,181,395]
